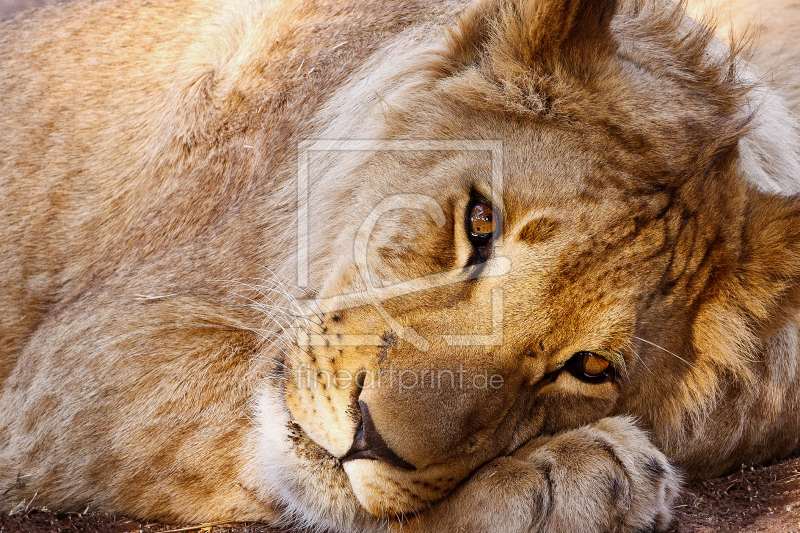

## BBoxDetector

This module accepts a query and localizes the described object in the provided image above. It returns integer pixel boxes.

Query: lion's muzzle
[342,400,417,470]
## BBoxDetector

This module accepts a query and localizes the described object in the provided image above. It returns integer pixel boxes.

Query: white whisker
[624,340,652,377]
[634,336,693,367]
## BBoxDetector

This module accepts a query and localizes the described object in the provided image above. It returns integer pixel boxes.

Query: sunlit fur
[1,0,800,532]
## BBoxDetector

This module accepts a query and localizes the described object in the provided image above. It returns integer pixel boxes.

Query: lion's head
[253,0,800,524]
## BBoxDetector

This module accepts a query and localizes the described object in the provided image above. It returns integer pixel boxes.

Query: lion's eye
[469,201,495,236]
[465,198,496,261]
[565,351,615,384]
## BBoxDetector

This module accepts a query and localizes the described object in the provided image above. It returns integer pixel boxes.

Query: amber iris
[582,353,611,377]
[565,351,615,384]
[469,202,495,236]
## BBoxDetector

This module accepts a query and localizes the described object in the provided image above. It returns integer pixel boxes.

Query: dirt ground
[3,455,799,533]
[667,455,800,533]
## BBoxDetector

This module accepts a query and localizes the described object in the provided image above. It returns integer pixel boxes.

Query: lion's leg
[402,417,680,533]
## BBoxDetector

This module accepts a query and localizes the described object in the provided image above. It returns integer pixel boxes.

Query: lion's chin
[342,459,450,518]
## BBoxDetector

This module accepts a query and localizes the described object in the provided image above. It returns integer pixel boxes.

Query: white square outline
[297,139,503,288]
[296,139,504,348]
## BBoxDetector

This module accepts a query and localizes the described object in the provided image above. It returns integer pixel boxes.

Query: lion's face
[271,0,760,519]
[282,108,731,516]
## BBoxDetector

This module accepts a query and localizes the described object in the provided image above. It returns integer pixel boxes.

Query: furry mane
[390,0,755,188]
[438,0,750,118]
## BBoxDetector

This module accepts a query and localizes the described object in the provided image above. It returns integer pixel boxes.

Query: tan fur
[1,0,799,531]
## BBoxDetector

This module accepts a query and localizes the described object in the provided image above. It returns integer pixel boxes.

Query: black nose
[341,400,416,470]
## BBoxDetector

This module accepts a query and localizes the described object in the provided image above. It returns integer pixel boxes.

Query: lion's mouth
[286,399,417,472]
[286,399,454,518]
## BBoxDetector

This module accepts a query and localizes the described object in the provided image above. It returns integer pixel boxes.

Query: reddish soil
[3,456,799,533]
[669,456,800,533]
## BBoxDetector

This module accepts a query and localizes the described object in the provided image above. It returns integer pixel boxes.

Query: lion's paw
[406,417,680,533]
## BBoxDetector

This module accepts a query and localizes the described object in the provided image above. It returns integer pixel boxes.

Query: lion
[1,0,799,531]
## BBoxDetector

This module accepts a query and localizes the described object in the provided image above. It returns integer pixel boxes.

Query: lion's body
[0,0,442,521]
[1,0,800,531]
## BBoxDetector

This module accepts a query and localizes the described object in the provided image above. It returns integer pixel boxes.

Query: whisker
[249,276,324,324]
[238,325,305,367]
[295,284,326,320]
[227,289,315,344]
[624,340,652,377]
[225,275,323,325]
[246,263,322,311]
[634,336,693,367]
[228,283,318,327]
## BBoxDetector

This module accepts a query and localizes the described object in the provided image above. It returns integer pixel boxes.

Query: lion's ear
[449,0,617,70]
[516,0,618,63]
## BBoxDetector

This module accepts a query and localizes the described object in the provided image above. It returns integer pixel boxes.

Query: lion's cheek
[284,377,361,459]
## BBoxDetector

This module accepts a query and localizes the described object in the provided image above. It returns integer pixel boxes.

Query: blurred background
[0,0,68,20]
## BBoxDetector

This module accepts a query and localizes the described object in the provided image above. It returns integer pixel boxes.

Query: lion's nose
[341,400,416,470]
